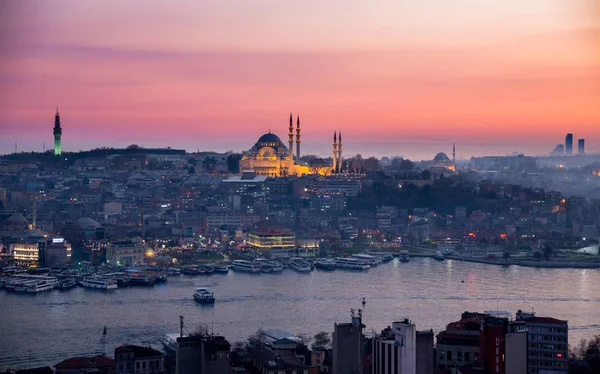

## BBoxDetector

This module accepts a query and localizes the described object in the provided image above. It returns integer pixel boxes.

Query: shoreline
[409,252,600,269]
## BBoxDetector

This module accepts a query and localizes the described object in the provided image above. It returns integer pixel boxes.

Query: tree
[191,324,209,338]
[542,243,554,260]
[202,156,217,173]
[227,153,242,173]
[312,331,331,350]
[247,328,268,350]
[296,333,312,346]
[399,159,414,171]
[569,335,600,373]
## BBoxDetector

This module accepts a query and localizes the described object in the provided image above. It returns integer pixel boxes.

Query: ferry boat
[193,287,216,304]
[288,257,312,272]
[128,272,156,286]
[102,272,130,287]
[212,265,229,273]
[335,257,370,270]
[315,258,336,271]
[433,251,445,261]
[166,268,181,276]
[231,260,261,273]
[197,265,215,275]
[399,250,410,262]
[26,278,58,293]
[380,254,394,262]
[79,277,118,290]
[57,278,78,290]
[352,253,382,267]
[254,258,283,272]
[182,265,200,275]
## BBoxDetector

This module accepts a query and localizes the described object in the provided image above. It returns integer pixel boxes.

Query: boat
[288,257,312,272]
[193,287,215,304]
[166,268,181,276]
[26,278,58,293]
[380,254,394,262]
[181,265,200,275]
[102,272,130,287]
[399,250,410,262]
[197,265,215,275]
[155,272,168,283]
[57,278,78,290]
[315,258,336,271]
[335,257,370,270]
[79,277,118,290]
[212,265,229,273]
[128,272,156,286]
[433,251,445,261]
[352,253,382,267]
[231,260,261,273]
[254,258,283,272]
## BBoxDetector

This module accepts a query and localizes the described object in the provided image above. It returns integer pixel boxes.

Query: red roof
[524,316,567,325]
[55,355,115,369]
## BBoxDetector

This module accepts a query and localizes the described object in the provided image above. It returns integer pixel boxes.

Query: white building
[372,319,417,374]
[106,239,146,266]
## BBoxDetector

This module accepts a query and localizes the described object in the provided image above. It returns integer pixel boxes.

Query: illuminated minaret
[337,132,343,173]
[452,143,456,171]
[53,107,62,157]
[288,112,294,160]
[296,116,301,160]
[332,131,338,173]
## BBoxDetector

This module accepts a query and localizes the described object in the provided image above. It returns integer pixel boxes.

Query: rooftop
[115,345,163,358]
[55,355,115,369]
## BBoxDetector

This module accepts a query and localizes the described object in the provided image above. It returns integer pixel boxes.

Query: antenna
[180,316,184,338]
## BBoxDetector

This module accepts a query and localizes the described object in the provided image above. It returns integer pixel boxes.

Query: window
[457,351,463,362]
[465,352,470,362]
[447,351,453,361]
[136,362,140,370]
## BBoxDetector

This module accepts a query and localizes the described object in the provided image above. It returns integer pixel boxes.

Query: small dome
[257,133,282,144]
[77,217,101,230]
[434,152,450,162]
[7,213,28,226]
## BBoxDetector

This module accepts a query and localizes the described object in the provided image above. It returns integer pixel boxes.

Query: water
[1,258,600,369]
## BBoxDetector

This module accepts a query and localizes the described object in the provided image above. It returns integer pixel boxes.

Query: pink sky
[0,0,599,159]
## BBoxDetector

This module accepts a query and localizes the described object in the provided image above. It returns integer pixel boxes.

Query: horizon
[1,1,599,159]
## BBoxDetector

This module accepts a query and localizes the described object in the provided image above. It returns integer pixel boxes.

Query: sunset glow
[0,0,599,158]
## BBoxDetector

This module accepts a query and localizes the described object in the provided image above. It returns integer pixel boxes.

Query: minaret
[337,132,343,173]
[296,116,301,160]
[53,107,62,157]
[452,143,456,171]
[101,326,107,355]
[332,131,338,173]
[288,112,294,160]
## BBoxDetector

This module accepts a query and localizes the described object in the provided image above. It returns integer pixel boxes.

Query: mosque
[239,114,342,177]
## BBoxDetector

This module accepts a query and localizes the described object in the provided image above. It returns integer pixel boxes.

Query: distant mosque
[239,113,342,177]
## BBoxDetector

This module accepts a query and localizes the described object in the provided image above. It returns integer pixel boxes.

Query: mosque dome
[77,217,101,230]
[433,152,450,162]
[257,133,282,144]
[7,213,28,226]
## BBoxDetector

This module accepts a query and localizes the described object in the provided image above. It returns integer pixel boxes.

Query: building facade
[114,345,165,374]
[106,239,145,266]
[372,319,417,374]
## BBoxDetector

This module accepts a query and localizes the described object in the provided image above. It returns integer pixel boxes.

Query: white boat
[254,258,283,272]
[433,251,445,261]
[352,253,382,266]
[26,278,59,293]
[79,277,118,290]
[399,250,410,262]
[193,287,215,304]
[288,257,312,272]
[166,268,181,276]
[213,265,229,273]
[335,257,370,270]
[231,260,261,273]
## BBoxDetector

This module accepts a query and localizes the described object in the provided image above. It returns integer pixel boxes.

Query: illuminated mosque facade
[239,113,342,177]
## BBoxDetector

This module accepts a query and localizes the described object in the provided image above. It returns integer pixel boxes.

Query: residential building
[176,335,230,374]
[333,311,366,374]
[372,319,416,374]
[114,345,165,374]
[55,355,115,374]
[513,310,568,374]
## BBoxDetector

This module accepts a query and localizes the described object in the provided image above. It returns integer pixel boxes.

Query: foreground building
[332,310,368,374]
[176,335,230,374]
[114,345,164,374]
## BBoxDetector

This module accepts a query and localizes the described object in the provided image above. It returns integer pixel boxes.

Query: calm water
[1,258,600,369]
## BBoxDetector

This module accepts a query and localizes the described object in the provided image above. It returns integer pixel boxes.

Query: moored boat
[254,258,283,272]
[433,251,445,261]
[57,278,78,290]
[212,265,229,273]
[26,278,59,293]
[399,250,410,262]
[315,258,336,271]
[352,253,382,267]
[335,257,370,270]
[288,257,312,272]
[80,277,118,290]
[231,260,261,273]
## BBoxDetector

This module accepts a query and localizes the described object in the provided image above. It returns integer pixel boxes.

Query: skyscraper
[565,133,573,155]
[578,139,585,155]
[53,107,62,157]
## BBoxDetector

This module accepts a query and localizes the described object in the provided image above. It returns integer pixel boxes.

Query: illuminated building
[106,239,145,266]
[53,107,62,157]
[12,236,72,268]
[239,113,338,177]
[565,133,573,155]
[247,229,295,258]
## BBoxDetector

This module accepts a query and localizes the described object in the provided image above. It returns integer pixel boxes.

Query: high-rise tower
[337,132,343,173]
[332,132,338,173]
[578,139,585,155]
[565,133,573,155]
[452,143,456,170]
[296,116,301,160]
[288,112,294,160]
[53,107,62,157]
